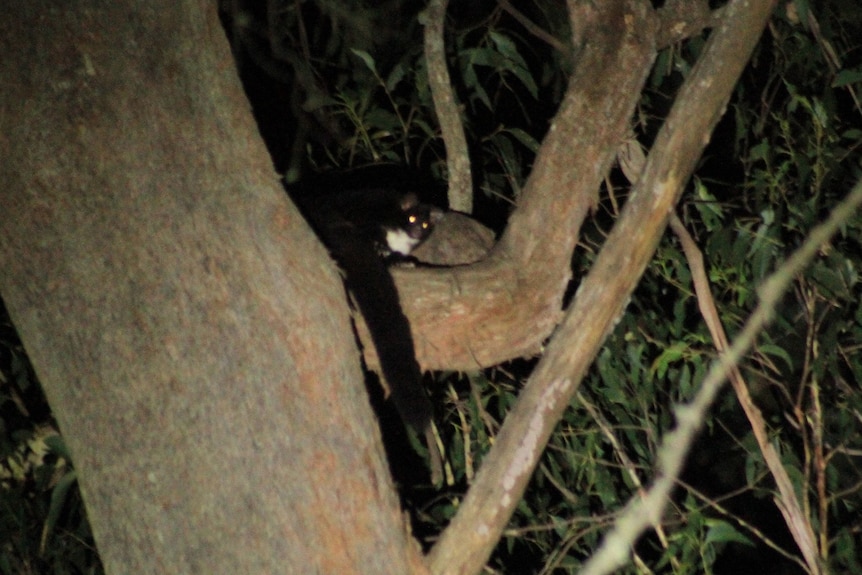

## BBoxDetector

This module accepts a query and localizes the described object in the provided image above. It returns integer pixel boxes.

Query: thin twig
[579,177,862,575]
[668,211,823,574]
[498,0,572,58]
[577,391,679,571]
[422,0,473,212]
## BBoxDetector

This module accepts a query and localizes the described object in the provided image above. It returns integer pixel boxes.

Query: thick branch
[394,0,657,376]
[428,0,778,573]
[656,0,723,48]
[426,2,658,572]
[581,176,862,575]
[0,3,422,573]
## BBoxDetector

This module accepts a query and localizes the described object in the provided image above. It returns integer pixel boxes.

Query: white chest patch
[385,228,420,255]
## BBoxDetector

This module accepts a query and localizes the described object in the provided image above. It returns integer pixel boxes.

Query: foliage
[226,0,556,207]
[4,0,862,573]
[0,305,103,574]
[404,2,862,573]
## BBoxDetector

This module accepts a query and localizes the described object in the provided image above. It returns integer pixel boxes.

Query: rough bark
[429,0,778,572]
[427,2,658,572]
[0,3,423,574]
[423,0,473,213]
[376,0,661,376]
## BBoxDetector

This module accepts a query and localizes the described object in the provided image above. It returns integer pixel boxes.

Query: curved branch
[385,0,657,378]
[426,2,658,572]
[656,0,724,48]
[428,0,779,572]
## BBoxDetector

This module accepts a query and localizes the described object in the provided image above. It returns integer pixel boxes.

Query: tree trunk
[0,3,423,573]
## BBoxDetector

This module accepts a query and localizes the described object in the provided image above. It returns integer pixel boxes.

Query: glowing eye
[409,215,417,224]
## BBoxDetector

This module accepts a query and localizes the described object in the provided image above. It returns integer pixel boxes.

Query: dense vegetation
[2,1,861,573]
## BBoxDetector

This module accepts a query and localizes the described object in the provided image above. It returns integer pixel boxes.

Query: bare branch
[392,0,656,375]
[429,0,780,572]
[427,2,658,572]
[656,0,723,48]
[581,177,862,575]
[422,0,473,213]
[670,213,823,574]
[498,0,572,59]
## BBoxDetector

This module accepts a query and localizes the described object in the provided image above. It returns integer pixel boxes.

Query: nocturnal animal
[286,174,443,433]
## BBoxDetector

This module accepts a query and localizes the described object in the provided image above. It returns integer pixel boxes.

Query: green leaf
[758,343,794,372]
[809,261,850,299]
[488,31,538,99]
[385,62,407,92]
[488,31,528,69]
[460,54,492,109]
[832,68,862,88]
[704,519,754,547]
[693,179,724,231]
[40,469,78,553]
[43,434,72,460]
[650,341,688,380]
[505,127,540,153]
[350,48,377,75]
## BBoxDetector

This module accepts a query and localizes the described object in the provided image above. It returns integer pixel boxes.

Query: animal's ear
[400,192,419,210]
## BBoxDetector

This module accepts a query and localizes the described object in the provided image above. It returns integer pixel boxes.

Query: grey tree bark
[0,3,424,573]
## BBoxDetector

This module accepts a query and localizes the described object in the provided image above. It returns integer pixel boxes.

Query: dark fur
[287,181,438,432]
